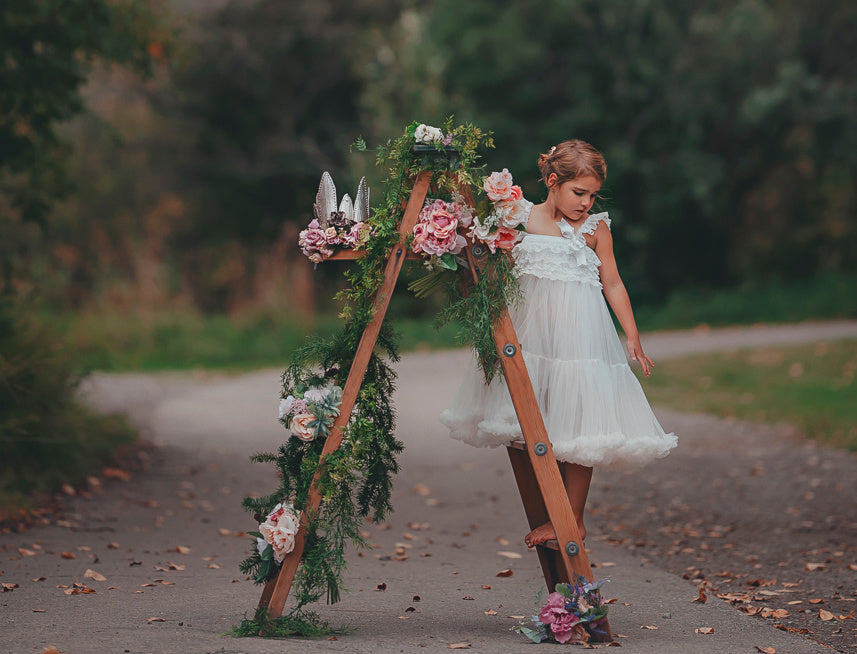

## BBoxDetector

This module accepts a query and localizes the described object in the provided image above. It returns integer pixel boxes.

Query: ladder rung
[539,539,559,551]
[508,440,526,451]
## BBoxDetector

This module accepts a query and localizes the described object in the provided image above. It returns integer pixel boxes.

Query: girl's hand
[627,338,654,378]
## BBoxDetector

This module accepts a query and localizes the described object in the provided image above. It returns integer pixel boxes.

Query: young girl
[440,139,677,547]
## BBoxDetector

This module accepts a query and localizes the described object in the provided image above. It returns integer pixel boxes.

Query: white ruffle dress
[440,209,677,467]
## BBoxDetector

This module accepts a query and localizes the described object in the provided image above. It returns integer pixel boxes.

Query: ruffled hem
[440,349,677,468]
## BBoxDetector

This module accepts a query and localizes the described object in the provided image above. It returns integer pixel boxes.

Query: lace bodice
[512,212,611,288]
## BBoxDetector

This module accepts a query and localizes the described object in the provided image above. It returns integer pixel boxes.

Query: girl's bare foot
[525,522,556,548]
[524,522,586,548]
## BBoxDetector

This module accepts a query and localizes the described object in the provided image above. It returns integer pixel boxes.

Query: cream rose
[289,412,316,441]
[483,169,514,201]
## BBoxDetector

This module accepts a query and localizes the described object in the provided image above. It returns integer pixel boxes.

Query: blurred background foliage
[2,0,857,356]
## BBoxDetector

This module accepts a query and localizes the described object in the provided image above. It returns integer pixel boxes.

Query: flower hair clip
[548,145,557,155]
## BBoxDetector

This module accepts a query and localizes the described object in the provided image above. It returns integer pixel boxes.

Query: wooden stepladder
[258,170,612,641]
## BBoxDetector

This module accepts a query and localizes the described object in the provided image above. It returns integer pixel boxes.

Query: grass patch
[633,272,857,331]
[230,606,347,639]
[640,338,857,450]
[53,308,463,372]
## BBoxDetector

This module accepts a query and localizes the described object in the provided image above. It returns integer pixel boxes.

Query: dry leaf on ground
[692,587,707,603]
[695,627,715,634]
[84,569,106,582]
[819,609,835,621]
[496,569,514,577]
[755,647,776,653]
[805,562,824,571]
[640,625,658,630]
[60,552,75,559]
[449,644,470,650]
[496,551,522,559]
[147,617,166,623]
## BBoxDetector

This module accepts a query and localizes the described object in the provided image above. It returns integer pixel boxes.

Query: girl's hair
[538,139,607,187]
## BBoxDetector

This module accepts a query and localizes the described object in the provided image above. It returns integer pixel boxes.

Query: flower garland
[516,575,611,645]
[238,119,525,636]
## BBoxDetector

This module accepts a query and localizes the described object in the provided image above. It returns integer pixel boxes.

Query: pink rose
[289,412,316,441]
[483,168,514,201]
[324,226,340,244]
[429,213,457,240]
[508,185,523,201]
[551,616,586,644]
[538,592,569,626]
[494,226,522,251]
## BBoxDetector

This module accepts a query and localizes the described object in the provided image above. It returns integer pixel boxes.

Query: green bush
[0,297,136,519]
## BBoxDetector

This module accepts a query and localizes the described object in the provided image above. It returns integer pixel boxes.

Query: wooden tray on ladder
[257,169,613,642]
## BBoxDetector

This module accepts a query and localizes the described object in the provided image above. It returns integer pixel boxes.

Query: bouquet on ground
[516,575,610,645]
[469,168,531,253]
[278,384,344,443]
[247,501,301,580]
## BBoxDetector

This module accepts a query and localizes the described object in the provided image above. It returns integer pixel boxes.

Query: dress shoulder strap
[579,211,611,236]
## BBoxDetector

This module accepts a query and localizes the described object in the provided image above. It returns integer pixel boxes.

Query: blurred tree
[0,0,171,290]
[406,0,857,301]
[171,0,413,311]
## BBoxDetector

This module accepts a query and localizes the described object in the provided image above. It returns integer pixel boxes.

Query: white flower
[469,216,498,242]
[278,395,295,420]
[303,386,330,403]
[415,123,444,144]
[259,503,300,563]
[256,537,268,557]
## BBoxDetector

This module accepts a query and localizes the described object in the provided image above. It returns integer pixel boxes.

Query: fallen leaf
[42,647,60,654]
[819,609,835,621]
[809,598,825,604]
[462,595,475,600]
[32,577,46,582]
[376,583,387,591]
[18,548,37,557]
[805,562,825,571]
[848,564,857,572]
[755,648,776,653]
[640,625,658,630]
[496,551,522,559]
[32,608,46,613]
[2,583,19,592]
[413,595,421,602]
[147,617,166,623]
[397,615,410,620]
[692,587,707,604]
[449,644,470,650]
[496,569,514,577]
[405,606,416,612]
[60,552,75,559]
[207,563,221,569]
[484,609,498,615]
[412,484,432,496]
[695,627,715,634]
[165,561,185,571]
[84,569,107,582]
[481,585,491,590]
[102,467,131,481]
[173,546,191,555]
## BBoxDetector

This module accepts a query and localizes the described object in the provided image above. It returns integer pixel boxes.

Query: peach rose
[483,169,514,201]
[289,412,316,441]
[494,226,522,251]
[507,185,523,201]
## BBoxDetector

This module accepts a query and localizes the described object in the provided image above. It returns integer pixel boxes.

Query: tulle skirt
[440,275,677,467]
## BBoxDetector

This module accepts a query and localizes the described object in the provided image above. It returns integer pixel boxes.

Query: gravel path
[1,320,855,653]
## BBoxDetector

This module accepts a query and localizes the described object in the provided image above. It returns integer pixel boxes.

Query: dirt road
[1,320,855,653]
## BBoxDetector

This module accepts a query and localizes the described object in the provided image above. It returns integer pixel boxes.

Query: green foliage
[0,297,136,518]
[230,606,338,638]
[413,0,857,302]
[0,0,171,229]
[640,339,857,450]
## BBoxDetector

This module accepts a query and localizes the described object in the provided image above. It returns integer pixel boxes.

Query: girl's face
[548,174,602,220]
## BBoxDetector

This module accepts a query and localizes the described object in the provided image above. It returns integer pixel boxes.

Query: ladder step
[508,440,526,451]
[539,539,559,551]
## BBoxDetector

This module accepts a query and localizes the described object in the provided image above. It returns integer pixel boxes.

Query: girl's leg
[524,462,593,548]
